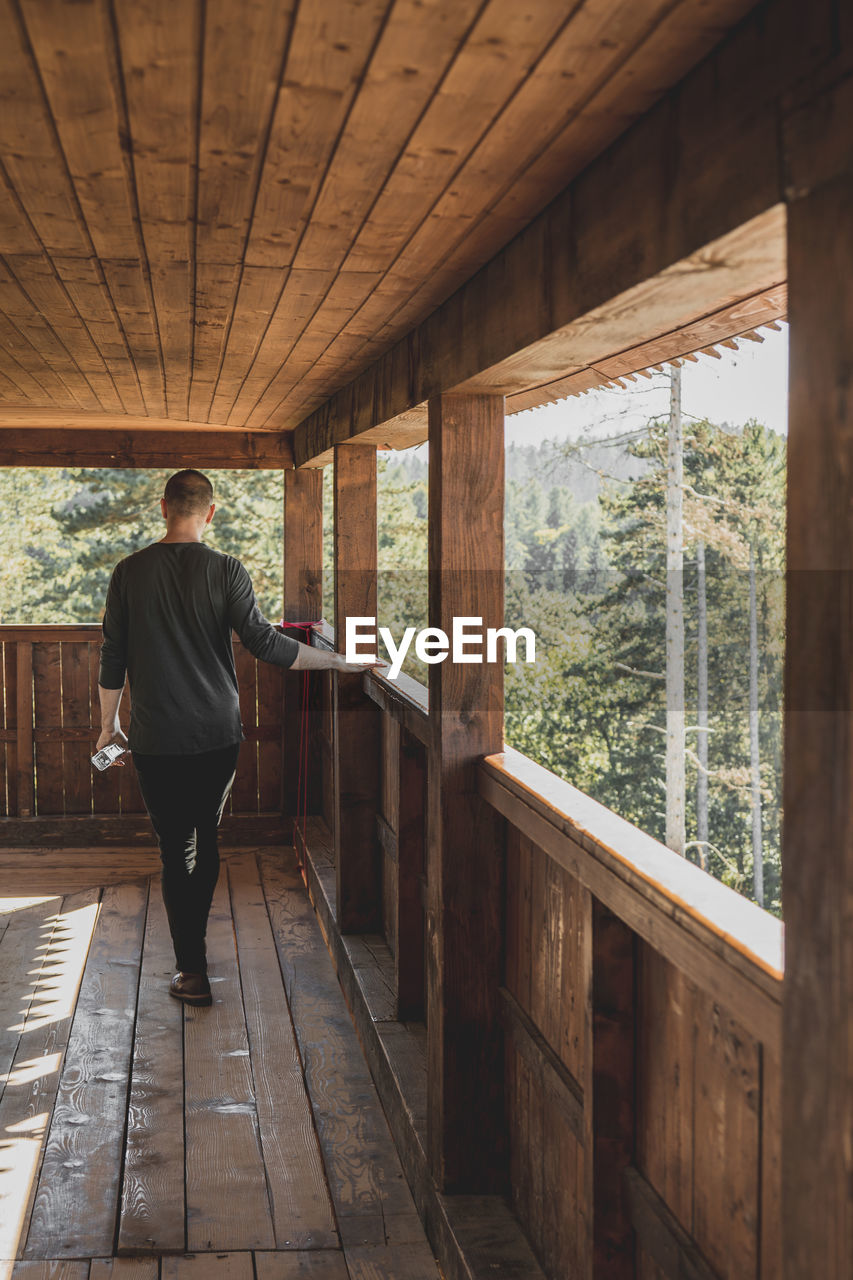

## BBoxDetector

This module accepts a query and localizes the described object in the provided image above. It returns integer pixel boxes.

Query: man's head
[161,469,215,532]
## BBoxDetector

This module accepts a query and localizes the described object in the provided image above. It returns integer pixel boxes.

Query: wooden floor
[0,847,442,1280]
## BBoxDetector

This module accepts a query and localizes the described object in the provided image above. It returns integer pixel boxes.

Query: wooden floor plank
[0,853,161,897]
[6,1262,91,1279]
[183,876,275,1253]
[161,1254,253,1279]
[117,879,185,1255]
[260,851,428,1250]
[0,891,101,1265]
[0,899,65,1101]
[24,882,149,1259]
[344,1243,441,1279]
[254,1251,349,1278]
[226,854,338,1250]
[90,1261,159,1279]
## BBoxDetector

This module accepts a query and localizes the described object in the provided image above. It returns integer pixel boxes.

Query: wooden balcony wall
[295,636,783,1280]
[0,624,289,841]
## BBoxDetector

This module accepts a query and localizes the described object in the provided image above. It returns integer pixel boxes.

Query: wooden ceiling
[0,0,760,435]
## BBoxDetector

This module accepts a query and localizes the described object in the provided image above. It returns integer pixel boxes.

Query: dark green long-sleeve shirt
[99,541,299,755]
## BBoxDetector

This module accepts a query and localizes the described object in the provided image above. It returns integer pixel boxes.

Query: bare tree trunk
[749,543,764,905]
[696,539,708,870]
[666,365,685,855]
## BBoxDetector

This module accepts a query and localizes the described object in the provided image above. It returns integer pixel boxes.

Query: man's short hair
[163,469,214,518]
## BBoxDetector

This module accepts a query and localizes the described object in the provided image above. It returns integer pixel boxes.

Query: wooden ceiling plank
[236,0,571,426]
[4,253,127,413]
[52,256,147,418]
[205,265,297,425]
[188,0,297,421]
[0,326,79,408]
[112,0,201,419]
[196,0,297,268]
[258,0,766,430]
[219,268,337,425]
[0,259,105,410]
[292,0,486,274]
[99,260,167,417]
[17,0,140,260]
[18,0,164,417]
[0,162,42,256]
[241,0,391,271]
[0,0,92,256]
[240,271,384,428]
[209,0,392,426]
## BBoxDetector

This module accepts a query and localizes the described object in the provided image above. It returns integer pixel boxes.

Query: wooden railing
[3,618,784,1276]
[306,650,783,1280]
[0,624,288,824]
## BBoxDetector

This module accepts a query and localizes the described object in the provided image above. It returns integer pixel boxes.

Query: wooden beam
[284,469,323,622]
[332,443,381,933]
[426,392,506,1193]
[0,424,293,468]
[288,0,843,464]
[283,469,323,819]
[782,69,853,1280]
[505,283,788,414]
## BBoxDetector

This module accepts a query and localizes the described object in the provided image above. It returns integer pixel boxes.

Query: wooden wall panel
[62,642,93,815]
[503,829,588,1280]
[32,640,63,815]
[380,713,400,961]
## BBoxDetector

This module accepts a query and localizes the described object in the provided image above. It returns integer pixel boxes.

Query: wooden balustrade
[0,623,289,840]
[299,653,784,1280]
[1,613,786,1277]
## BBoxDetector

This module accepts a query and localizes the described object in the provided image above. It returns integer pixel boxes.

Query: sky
[504,323,789,447]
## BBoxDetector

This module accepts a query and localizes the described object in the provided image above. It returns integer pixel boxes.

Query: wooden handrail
[480,746,783,1046]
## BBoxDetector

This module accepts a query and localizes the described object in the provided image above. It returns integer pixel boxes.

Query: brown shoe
[169,971,212,1006]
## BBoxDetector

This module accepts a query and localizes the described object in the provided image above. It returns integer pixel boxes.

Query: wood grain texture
[0,0,787,453]
[0,424,293,468]
[227,853,338,1250]
[0,890,101,1263]
[25,882,148,1259]
[426,392,505,1194]
[260,848,427,1251]
[183,876,275,1252]
[782,80,853,1280]
[332,444,380,933]
[117,878,185,1255]
[90,1260,159,1279]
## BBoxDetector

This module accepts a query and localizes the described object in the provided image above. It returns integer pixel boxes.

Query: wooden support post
[782,74,853,1280]
[333,443,380,933]
[283,468,323,819]
[16,640,34,818]
[397,730,426,1020]
[426,391,507,1193]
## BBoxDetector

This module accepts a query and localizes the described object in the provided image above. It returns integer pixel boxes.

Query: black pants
[132,742,240,973]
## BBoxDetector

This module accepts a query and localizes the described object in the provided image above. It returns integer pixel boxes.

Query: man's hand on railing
[290,641,388,676]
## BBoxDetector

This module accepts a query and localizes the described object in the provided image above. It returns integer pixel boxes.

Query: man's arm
[96,563,129,758]
[226,558,381,673]
[96,683,128,758]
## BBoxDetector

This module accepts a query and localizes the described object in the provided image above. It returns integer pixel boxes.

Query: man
[96,467,374,1007]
